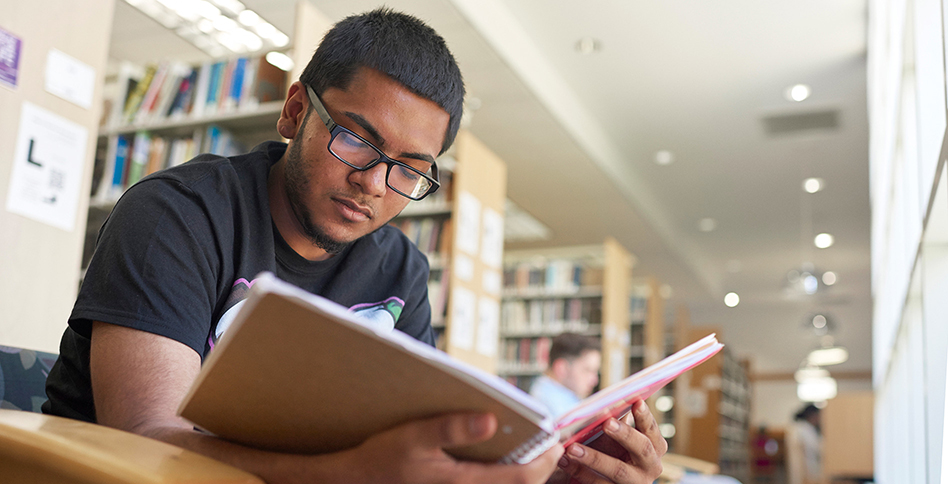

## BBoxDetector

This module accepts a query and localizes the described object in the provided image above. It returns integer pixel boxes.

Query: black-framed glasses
[305,85,440,201]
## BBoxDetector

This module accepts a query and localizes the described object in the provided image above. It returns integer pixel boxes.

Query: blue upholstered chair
[0,345,58,413]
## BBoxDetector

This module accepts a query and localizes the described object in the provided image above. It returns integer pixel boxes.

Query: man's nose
[351,162,389,196]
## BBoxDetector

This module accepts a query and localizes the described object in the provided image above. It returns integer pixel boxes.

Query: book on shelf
[105,54,287,129]
[92,125,242,204]
[177,272,723,464]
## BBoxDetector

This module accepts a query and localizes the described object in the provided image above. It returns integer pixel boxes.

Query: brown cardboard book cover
[177,273,553,463]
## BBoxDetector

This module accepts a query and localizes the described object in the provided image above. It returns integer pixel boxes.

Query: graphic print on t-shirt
[210,278,406,348]
[349,297,405,333]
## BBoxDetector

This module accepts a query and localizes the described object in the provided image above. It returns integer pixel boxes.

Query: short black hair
[300,8,465,155]
[548,333,600,366]
[794,404,820,421]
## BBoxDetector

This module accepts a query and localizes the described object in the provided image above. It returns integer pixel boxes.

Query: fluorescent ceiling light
[807,346,849,366]
[124,0,289,57]
[265,51,295,72]
[797,375,837,402]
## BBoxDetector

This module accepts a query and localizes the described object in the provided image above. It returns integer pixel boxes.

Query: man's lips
[333,197,373,221]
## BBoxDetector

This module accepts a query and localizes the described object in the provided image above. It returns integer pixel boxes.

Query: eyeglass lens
[329,130,433,199]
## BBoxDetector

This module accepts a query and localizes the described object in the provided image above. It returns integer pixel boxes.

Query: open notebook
[178,273,722,464]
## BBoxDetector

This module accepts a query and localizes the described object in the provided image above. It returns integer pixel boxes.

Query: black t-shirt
[43,141,434,422]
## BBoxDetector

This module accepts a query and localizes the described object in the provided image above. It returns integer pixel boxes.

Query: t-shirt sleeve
[70,177,222,356]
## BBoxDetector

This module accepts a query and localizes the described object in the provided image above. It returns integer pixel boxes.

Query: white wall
[0,0,115,352]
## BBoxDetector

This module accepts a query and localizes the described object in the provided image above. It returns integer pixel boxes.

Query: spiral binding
[499,430,560,465]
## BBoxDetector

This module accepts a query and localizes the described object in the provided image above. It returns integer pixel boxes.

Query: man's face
[283,67,449,253]
[560,350,602,398]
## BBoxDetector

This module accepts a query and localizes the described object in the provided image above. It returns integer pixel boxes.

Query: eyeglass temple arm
[305,85,337,131]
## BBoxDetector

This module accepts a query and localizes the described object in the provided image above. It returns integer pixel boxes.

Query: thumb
[409,413,498,450]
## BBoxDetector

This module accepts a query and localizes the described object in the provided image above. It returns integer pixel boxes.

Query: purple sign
[0,26,22,89]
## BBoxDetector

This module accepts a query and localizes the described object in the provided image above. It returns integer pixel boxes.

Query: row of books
[389,216,449,257]
[106,55,286,128]
[503,375,538,393]
[500,298,602,335]
[630,295,648,322]
[93,125,244,203]
[502,260,603,296]
[426,266,449,329]
[500,336,552,370]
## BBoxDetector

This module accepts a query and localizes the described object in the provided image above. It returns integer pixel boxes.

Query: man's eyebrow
[344,112,385,147]
[344,111,436,165]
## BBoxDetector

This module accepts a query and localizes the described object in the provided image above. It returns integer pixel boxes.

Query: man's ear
[277,81,308,140]
[550,358,569,381]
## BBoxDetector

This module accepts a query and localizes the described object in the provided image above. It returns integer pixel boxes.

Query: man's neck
[268,157,333,261]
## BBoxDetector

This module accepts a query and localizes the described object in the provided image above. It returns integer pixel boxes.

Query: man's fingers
[629,400,668,457]
[401,413,498,449]
[559,442,640,484]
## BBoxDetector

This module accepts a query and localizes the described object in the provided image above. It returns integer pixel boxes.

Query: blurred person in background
[530,332,601,417]
[787,404,822,484]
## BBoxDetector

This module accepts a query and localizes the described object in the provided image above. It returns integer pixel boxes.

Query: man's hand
[340,412,563,484]
[90,322,563,484]
[555,400,667,484]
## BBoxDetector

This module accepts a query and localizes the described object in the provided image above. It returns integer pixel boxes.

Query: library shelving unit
[388,130,509,372]
[676,326,752,483]
[497,238,633,391]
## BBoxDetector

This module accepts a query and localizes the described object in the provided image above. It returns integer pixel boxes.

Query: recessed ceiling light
[822,271,837,285]
[814,233,834,249]
[698,218,717,232]
[803,177,824,193]
[812,314,827,329]
[655,150,675,166]
[724,292,740,307]
[575,37,602,55]
[786,84,811,102]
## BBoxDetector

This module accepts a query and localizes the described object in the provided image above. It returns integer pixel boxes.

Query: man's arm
[553,400,667,484]
[90,321,563,484]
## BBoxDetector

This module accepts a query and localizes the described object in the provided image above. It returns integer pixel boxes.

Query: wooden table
[0,409,264,483]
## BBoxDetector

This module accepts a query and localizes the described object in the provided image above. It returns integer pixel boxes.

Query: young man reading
[530,333,602,417]
[43,9,666,484]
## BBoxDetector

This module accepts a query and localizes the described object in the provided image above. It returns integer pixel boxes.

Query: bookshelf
[497,238,633,391]
[676,326,752,483]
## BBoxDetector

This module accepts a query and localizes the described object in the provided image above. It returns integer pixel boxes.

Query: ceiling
[108,0,872,376]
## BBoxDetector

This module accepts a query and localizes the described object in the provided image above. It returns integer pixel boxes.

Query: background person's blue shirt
[529,375,581,417]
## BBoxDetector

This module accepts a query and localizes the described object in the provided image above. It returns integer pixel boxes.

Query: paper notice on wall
[454,253,475,282]
[449,286,476,350]
[482,269,502,296]
[45,49,95,109]
[0,27,22,90]
[475,297,499,357]
[6,102,88,231]
[480,207,504,269]
[455,191,481,255]
[609,351,625,386]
